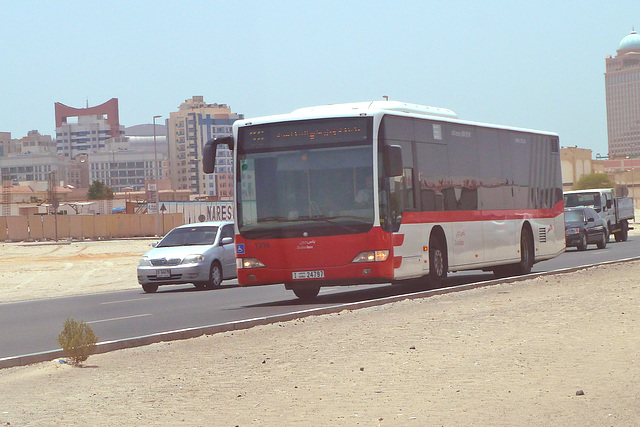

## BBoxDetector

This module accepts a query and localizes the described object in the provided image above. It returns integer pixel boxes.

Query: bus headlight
[237,257,265,269]
[352,250,389,263]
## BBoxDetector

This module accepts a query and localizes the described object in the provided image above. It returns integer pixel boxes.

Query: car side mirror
[151,242,158,248]
[220,237,234,245]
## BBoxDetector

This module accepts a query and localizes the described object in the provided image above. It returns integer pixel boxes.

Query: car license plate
[292,270,324,280]
[156,269,170,278]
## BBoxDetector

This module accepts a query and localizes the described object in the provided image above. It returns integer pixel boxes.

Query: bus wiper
[297,215,364,232]
[257,216,287,223]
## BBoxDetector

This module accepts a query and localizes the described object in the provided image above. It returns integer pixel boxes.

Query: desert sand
[1,226,640,426]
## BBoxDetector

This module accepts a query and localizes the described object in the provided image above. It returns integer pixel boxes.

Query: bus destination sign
[240,117,371,152]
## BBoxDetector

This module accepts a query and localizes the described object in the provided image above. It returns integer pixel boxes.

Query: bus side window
[421,188,436,211]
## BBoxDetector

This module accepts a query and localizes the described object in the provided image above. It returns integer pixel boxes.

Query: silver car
[137,221,237,293]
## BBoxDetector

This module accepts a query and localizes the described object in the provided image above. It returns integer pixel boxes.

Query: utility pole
[153,115,162,237]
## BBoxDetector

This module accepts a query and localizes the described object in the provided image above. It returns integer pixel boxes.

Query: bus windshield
[236,119,374,239]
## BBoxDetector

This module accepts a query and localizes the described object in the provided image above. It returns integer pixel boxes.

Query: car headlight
[138,256,151,267]
[352,250,389,263]
[237,257,265,269]
[182,254,205,265]
[566,227,580,235]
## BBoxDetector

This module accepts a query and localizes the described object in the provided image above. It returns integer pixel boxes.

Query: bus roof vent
[291,101,458,120]
[369,101,458,119]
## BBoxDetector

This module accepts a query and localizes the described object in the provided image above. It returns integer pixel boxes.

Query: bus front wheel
[428,234,447,286]
[292,286,320,301]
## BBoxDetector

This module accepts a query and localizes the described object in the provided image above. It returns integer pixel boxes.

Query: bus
[203,101,565,299]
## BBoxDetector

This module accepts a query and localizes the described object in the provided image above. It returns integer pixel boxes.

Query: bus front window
[237,145,375,238]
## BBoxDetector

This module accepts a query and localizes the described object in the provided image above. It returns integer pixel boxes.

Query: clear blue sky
[1,1,638,157]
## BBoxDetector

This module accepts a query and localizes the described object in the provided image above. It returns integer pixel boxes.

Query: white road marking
[101,298,150,305]
[87,314,152,324]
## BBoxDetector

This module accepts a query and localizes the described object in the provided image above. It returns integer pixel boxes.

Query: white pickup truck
[564,188,635,242]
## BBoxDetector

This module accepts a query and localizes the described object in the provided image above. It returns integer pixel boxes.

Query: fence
[0,214,184,242]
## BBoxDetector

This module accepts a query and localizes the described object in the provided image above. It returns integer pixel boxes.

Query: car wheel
[207,262,222,289]
[577,233,587,251]
[293,286,320,300]
[621,221,629,242]
[142,283,158,293]
[597,230,607,249]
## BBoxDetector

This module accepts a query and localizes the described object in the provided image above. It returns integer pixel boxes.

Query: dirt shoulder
[1,259,640,425]
[0,239,155,303]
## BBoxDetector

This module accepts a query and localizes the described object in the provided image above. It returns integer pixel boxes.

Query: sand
[1,227,640,425]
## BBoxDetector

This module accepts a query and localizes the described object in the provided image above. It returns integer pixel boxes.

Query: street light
[153,115,162,236]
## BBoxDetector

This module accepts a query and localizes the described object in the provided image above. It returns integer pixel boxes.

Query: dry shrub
[57,318,98,365]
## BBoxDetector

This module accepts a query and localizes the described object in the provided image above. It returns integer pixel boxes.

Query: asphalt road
[2,236,639,364]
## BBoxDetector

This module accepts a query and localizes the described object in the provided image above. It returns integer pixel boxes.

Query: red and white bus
[203,101,565,299]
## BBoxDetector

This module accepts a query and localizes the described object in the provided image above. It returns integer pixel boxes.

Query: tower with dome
[605,29,640,159]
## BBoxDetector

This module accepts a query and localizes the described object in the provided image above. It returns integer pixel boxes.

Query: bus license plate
[292,270,324,280]
[156,269,170,278]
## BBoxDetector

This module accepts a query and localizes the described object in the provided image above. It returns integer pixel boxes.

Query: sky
[1,0,638,158]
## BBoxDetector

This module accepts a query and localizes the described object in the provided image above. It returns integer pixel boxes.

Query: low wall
[0,214,184,242]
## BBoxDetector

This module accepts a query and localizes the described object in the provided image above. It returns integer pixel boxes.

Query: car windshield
[156,226,219,247]
[565,210,585,223]
[564,193,602,212]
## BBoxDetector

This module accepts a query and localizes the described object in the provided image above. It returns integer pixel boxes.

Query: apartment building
[167,96,243,197]
[19,130,56,155]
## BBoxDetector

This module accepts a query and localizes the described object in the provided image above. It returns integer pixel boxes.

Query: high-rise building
[55,98,124,158]
[167,96,243,197]
[605,29,640,159]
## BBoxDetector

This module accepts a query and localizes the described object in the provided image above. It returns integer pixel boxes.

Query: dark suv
[564,206,608,251]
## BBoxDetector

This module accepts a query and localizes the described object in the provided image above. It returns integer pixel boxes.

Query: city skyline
[1,1,639,157]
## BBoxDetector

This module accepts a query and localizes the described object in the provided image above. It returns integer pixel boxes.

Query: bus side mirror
[606,199,612,209]
[384,145,403,177]
[203,136,233,174]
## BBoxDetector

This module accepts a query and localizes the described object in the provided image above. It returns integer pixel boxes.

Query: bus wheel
[517,228,534,275]
[293,286,320,300]
[142,283,158,293]
[428,234,447,285]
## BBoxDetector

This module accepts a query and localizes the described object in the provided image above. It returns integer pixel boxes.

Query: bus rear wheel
[516,227,534,275]
[493,227,534,277]
[292,286,320,300]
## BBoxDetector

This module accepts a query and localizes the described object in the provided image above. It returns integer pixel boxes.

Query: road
[2,236,639,365]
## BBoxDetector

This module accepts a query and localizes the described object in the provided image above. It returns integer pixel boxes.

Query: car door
[219,224,237,278]
[585,208,601,243]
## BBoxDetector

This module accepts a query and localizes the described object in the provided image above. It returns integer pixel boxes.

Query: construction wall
[0,214,183,242]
